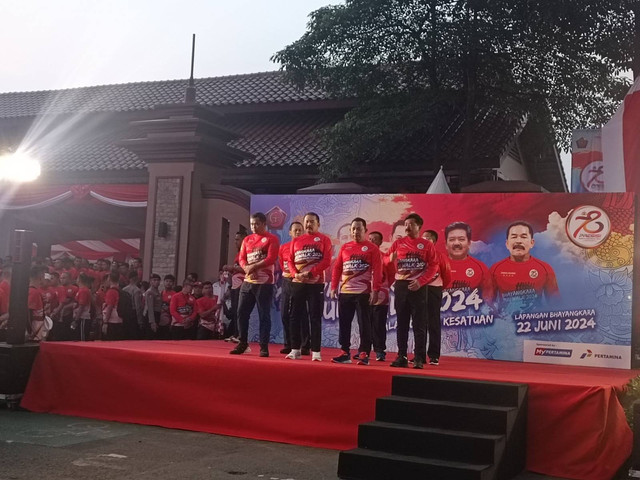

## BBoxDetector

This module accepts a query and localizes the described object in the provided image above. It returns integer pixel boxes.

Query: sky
[0,0,340,93]
[0,0,577,183]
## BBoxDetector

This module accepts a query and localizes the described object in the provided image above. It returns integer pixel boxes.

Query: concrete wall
[199,198,249,282]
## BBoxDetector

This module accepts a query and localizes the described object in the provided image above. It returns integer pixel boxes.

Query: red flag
[602,76,640,192]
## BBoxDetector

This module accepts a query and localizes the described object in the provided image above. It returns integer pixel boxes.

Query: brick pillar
[120,103,250,281]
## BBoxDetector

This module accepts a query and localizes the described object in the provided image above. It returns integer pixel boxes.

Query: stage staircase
[338,375,528,480]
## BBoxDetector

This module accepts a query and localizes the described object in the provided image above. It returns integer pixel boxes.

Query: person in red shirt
[27,265,47,342]
[490,221,559,305]
[49,271,78,341]
[196,281,223,339]
[330,218,382,365]
[72,273,94,341]
[278,221,309,354]
[230,212,280,357]
[158,274,176,340]
[368,231,396,362]
[103,272,124,341]
[41,273,59,319]
[170,280,197,340]
[422,230,452,366]
[445,221,494,299]
[388,213,439,369]
[222,231,247,342]
[287,212,333,361]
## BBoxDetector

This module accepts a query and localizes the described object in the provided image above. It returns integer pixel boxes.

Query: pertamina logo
[535,347,572,358]
[465,268,475,278]
[580,348,622,360]
[565,205,611,249]
[529,269,539,279]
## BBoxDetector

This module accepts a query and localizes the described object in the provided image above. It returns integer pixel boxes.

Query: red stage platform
[22,340,636,480]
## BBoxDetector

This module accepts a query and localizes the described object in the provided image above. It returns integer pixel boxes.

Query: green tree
[273,0,636,184]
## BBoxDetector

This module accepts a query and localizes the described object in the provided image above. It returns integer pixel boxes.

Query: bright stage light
[0,151,41,182]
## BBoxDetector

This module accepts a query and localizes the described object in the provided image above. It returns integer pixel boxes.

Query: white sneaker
[312,351,322,362]
[285,349,301,360]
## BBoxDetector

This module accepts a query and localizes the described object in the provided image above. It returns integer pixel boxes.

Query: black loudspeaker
[6,230,32,345]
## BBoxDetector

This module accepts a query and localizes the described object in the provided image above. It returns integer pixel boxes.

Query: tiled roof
[0,72,330,118]
[227,111,344,168]
[28,110,343,173]
[38,141,143,173]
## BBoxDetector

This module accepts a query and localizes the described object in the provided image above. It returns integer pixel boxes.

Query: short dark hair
[187,272,198,281]
[405,213,424,227]
[425,230,438,242]
[445,221,472,241]
[235,231,247,238]
[78,272,93,287]
[506,221,534,239]
[289,221,303,231]
[30,265,46,280]
[251,212,267,223]
[164,274,176,282]
[369,231,383,244]
[203,281,213,287]
[351,217,367,230]
[150,273,161,280]
[304,212,320,222]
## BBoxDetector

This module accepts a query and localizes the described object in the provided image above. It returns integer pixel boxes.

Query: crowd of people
[0,209,558,370]
[227,211,447,368]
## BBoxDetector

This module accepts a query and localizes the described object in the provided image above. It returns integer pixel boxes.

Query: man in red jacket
[388,213,439,369]
[286,212,332,361]
[368,231,396,362]
[330,217,382,366]
[230,212,280,357]
[422,230,452,366]
[278,221,308,354]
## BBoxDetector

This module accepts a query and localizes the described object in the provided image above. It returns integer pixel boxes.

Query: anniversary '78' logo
[565,205,611,249]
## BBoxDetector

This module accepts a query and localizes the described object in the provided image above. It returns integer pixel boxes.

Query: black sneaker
[230,343,249,355]
[301,347,311,356]
[259,349,269,358]
[331,352,352,364]
[390,355,408,368]
[413,358,424,369]
[356,352,369,366]
[280,347,292,354]
[375,352,386,362]
[352,353,360,360]
[429,357,440,366]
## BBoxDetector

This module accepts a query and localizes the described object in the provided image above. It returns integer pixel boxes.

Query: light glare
[0,152,41,183]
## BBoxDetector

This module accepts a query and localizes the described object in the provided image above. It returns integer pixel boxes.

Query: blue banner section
[245,192,633,367]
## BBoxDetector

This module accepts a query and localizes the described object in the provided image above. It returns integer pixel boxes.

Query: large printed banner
[249,193,635,369]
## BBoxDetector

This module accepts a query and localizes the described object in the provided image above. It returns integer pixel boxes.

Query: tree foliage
[272,0,637,181]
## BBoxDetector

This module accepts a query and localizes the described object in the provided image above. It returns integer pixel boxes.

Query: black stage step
[376,395,517,434]
[338,448,493,480]
[338,374,528,480]
[358,420,505,464]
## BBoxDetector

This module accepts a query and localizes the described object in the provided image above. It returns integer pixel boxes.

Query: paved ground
[0,406,566,480]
